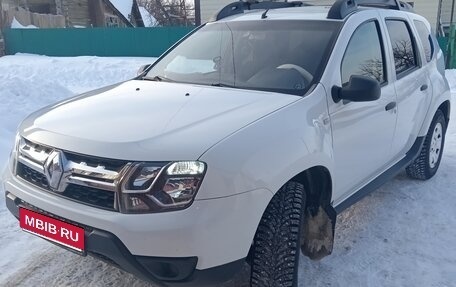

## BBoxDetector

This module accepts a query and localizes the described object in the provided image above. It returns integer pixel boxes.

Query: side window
[341,21,386,85]
[385,20,418,75]
[414,20,434,62]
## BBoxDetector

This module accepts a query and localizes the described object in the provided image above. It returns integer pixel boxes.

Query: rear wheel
[250,181,306,287]
[406,109,447,180]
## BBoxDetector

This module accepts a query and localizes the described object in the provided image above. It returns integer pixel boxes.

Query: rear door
[412,18,437,129]
[382,17,432,157]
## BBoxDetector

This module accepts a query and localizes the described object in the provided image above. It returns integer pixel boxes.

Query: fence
[445,25,456,68]
[2,27,194,57]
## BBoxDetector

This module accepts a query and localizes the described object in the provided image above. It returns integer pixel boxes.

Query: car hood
[20,80,300,161]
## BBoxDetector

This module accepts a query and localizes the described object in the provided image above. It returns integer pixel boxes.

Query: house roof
[103,0,134,27]
[139,6,158,27]
[109,0,134,21]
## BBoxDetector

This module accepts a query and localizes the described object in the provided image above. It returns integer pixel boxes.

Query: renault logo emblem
[44,150,65,192]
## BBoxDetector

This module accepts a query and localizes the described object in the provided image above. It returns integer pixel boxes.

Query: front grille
[63,184,116,211]
[16,135,127,212]
[17,162,49,190]
[17,162,117,211]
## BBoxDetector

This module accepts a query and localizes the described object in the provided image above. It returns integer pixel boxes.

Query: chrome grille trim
[66,175,117,192]
[17,139,123,193]
[15,138,131,211]
[17,155,45,173]
[65,159,122,193]
[67,161,120,181]
[19,138,52,164]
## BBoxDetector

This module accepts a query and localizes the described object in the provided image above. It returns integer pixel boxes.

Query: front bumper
[5,192,244,286]
[2,165,272,285]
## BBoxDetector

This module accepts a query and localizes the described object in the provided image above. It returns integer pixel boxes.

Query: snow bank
[0,54,155,282]
[11,17,38,29]
[445,69,456,92]
[0,54,155,170]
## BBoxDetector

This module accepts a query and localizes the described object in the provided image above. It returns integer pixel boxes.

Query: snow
[0,54,455,286]
[139,6,158,27]
[0,54,156,283]
[446,69,456,92]
[11,17,38,29]
[110,0,134,21]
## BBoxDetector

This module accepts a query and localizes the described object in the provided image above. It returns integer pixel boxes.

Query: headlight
[120,161,206,213]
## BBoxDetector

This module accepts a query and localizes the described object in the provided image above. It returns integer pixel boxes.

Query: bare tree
[360,59,384,83]
[138,0,195,26]
[392,40,415,72]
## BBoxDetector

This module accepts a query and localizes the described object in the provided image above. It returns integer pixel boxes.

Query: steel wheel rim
[429,122,443,169]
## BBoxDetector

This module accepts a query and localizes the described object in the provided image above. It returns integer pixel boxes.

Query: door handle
[420,84,428,91]
[385,102,397,111]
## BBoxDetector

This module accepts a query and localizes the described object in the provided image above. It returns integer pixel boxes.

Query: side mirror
[137,64,152,76]
[332,75,381,103]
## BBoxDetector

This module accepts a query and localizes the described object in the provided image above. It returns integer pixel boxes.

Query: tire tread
[250,182,305,287]
[406,109,446,180]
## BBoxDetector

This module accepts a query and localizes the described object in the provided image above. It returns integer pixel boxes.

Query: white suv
[2,0,451,286]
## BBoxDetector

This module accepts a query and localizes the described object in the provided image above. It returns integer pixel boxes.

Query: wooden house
[0,0,145,28]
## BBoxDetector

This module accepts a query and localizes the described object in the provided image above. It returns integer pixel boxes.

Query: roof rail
[328,0,414,19]
[211,1,309,22]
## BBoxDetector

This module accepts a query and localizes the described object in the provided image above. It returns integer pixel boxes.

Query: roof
[109,0,134,21]
[138,6,158,27]
[104,0,134,27]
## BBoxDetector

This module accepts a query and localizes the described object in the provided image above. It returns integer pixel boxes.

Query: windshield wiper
[144,75,175,82]
[211,83,236,88]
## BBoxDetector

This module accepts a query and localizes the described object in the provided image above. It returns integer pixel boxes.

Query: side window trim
[340,19,388,86]
[384,17,421,80]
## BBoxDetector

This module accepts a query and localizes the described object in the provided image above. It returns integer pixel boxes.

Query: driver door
[329,20,397,204]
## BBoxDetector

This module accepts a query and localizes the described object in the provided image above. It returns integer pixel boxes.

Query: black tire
[406,109,447,180]
[250,181,306,287]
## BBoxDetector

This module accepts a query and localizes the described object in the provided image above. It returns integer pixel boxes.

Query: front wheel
[250,181,306,287]
[406,109,447,180]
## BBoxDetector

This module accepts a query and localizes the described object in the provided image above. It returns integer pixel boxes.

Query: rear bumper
[5,192,244,286]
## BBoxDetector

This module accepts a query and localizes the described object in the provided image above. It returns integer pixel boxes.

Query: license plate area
[19,208,85,253]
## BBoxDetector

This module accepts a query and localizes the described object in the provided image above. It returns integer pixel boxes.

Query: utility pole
[437,0,443,36]
[194,0,201,26]
[451,0,456,27]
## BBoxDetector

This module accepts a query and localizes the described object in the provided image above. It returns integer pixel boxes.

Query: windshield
[145,20,341,95]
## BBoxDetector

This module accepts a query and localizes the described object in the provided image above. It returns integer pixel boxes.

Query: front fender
[197,84,334,200]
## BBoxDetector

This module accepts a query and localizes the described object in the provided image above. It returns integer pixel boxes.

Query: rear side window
[341,21,386,85]
[414,20,434,62]
[385,20,418,75]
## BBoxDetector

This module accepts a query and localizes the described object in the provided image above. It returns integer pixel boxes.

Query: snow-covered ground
[0,54,156,285]
[0,54,455,286]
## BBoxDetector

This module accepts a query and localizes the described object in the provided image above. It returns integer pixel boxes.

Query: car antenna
[261,9,269,19]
